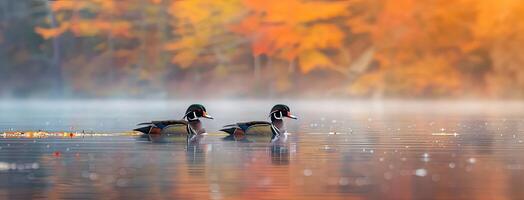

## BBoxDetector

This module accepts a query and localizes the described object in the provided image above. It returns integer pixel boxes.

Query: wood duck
[134,104,213,141]
[220,104,297,141]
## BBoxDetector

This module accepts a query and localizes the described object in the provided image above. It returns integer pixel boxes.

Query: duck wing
[137,120,188,129]
[220,121,271,135]
[134,126,154,134]
[245,123,272,136]
[135,120,188,134]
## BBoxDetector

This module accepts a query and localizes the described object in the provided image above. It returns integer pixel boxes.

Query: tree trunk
[253,55,261,80]
[288,58,295,73]
[49,5,64,97]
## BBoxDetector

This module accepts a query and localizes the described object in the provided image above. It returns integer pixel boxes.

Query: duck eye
[187,112,197,120]
[273,111,283,119]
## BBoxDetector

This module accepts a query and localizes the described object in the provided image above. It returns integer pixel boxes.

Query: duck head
[183,104,214,122]
[269,104,297,122]
[269,104,297,138]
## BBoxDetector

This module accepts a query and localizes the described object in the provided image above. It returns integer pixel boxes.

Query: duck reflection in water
[271,143,290,165]
[186,140,207,166]
[146,130,206,144]
[147,132,207,175]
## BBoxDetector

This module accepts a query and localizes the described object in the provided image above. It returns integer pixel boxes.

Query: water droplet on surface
[303,169,313,176]
[0,163,9,172]
[116,179,129,187]
[89,173,99,180]
[355,177,370,186]
[31,163,40,169]
[421,153,430,162]
[338,177,349,186]
[415,169,427,177]
[449,162,456,168]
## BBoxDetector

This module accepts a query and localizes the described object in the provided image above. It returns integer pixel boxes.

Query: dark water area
[1,100,524,199]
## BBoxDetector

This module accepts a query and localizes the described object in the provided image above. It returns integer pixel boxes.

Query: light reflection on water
[0,100,524,199]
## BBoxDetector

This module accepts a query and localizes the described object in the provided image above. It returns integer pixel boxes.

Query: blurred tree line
[1,0,524,99]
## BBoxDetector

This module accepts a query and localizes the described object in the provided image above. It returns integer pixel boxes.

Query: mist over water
[1,100,522,133]
[1,100,524,199]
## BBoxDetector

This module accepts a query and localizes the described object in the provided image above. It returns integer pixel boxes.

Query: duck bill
[202,112,214,119]
[286,113,298,120]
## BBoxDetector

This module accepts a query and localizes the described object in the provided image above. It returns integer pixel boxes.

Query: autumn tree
[233,0,349,73]
[35,0,171,97]
[165,0,243,76]
[473,0,524,98]
[26,0,524,98]
[348,0,482,98]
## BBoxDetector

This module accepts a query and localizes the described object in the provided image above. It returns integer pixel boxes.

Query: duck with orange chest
[134,104,213,143]
[220,104,297,142]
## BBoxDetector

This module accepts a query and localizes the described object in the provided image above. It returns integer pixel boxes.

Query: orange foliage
[32,0,524,98]
[35,22,70,39]
[50,1,85,12]
[165,0,243,68]
[234,0,348,73]
[69,20,132,38]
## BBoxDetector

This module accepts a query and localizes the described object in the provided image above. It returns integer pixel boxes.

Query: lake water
[0,100,523,199]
